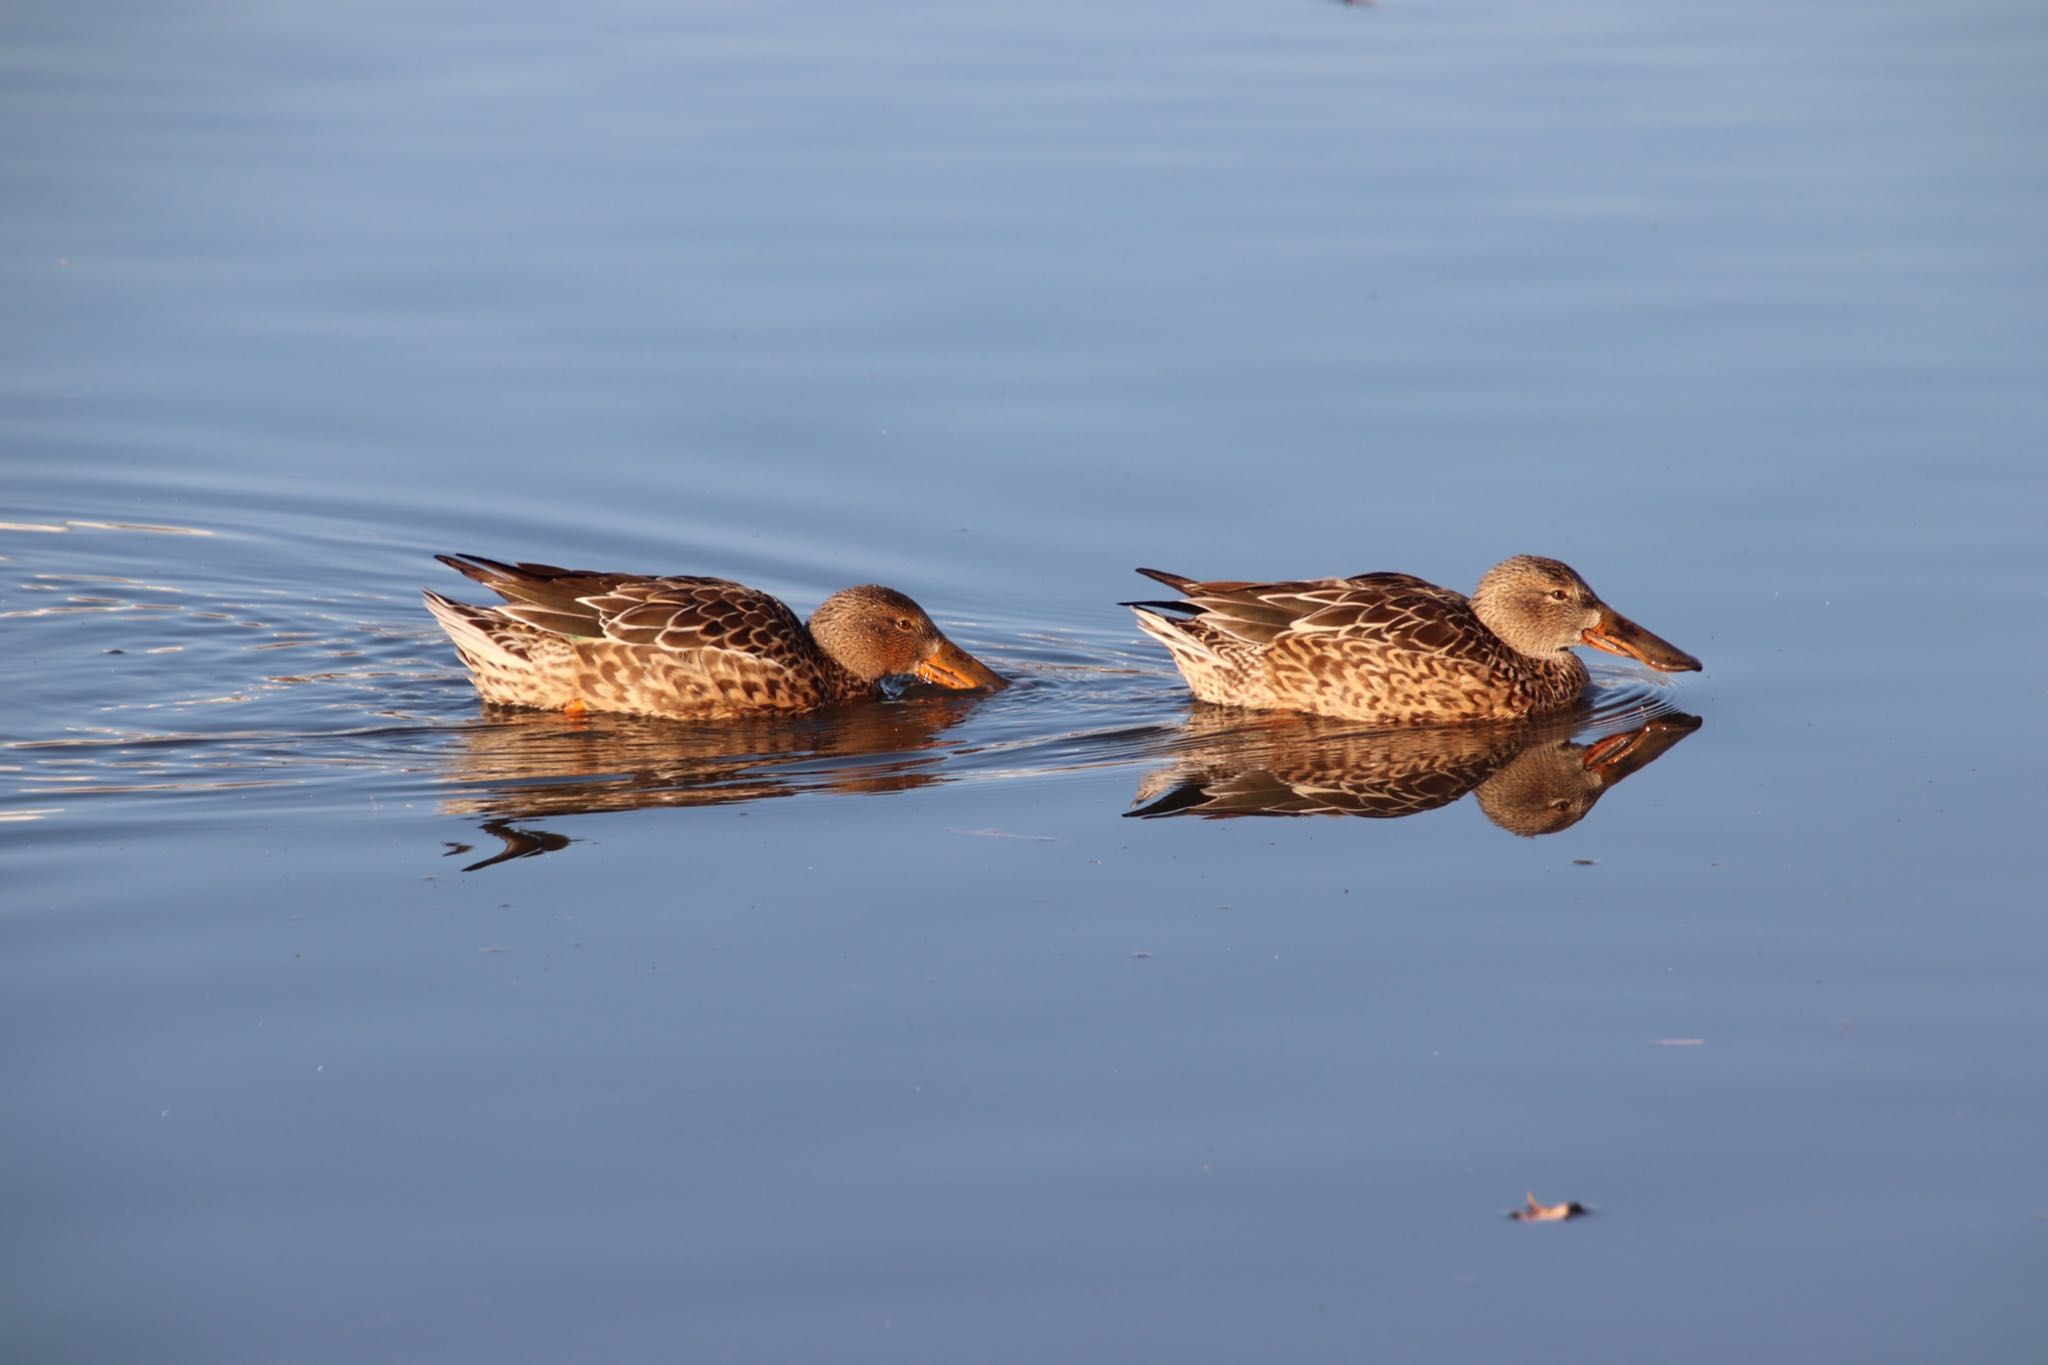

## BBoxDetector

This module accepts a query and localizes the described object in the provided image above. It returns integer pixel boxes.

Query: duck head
[1471,556,1702,672]
[809,585,1008,690]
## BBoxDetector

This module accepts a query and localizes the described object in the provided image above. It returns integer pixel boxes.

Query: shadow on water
[429,673,1702,865]
[433,692,993,868]
[1125,694,1702,837]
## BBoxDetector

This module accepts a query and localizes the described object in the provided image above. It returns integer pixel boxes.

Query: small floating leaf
[1510,1191,1589,1222]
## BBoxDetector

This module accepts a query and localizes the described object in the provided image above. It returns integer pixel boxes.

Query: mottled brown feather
[1128,557,1694,725]
[427,555,1000,721]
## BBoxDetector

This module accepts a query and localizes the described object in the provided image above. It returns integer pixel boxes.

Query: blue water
[5,1,2045,1361]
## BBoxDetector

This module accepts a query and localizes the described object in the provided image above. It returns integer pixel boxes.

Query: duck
[425,553,1006,721]
[1124,555,1700,724]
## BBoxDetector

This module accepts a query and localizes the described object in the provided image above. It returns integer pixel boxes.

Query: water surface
[5,1,2045,1361]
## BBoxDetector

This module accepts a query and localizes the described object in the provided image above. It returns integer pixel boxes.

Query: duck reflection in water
[437,694,987,869]
[1126,704,1701,836]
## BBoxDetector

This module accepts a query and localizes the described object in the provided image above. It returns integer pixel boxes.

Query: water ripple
[3,523,1709,839]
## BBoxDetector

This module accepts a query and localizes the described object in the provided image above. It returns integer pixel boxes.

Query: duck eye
[1548,589,1569,601]
[895,617,917,632]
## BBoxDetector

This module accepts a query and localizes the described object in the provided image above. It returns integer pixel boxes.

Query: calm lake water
[6,0,2045,1360]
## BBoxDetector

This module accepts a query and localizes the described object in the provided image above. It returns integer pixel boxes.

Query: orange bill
[1581,607,1702,673]
[1580,713,1703,779]
[914,636,1009,691]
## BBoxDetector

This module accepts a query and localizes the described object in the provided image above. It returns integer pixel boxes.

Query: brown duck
[426,554,1006,721]
[1126,555,1700,724]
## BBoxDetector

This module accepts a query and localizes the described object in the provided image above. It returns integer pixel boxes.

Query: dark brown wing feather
[590,582,813,666]
[437,554,808,665]
[1290,579,1484,657]
[1136,568,1487,656]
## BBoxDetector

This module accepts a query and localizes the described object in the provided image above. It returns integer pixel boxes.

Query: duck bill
[914,637,1009,691]
[1581,712,1704,781]
[1581,607,1702,673]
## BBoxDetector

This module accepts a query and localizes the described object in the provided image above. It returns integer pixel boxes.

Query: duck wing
[1135,568,1480,655]
[437,554,809,665]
